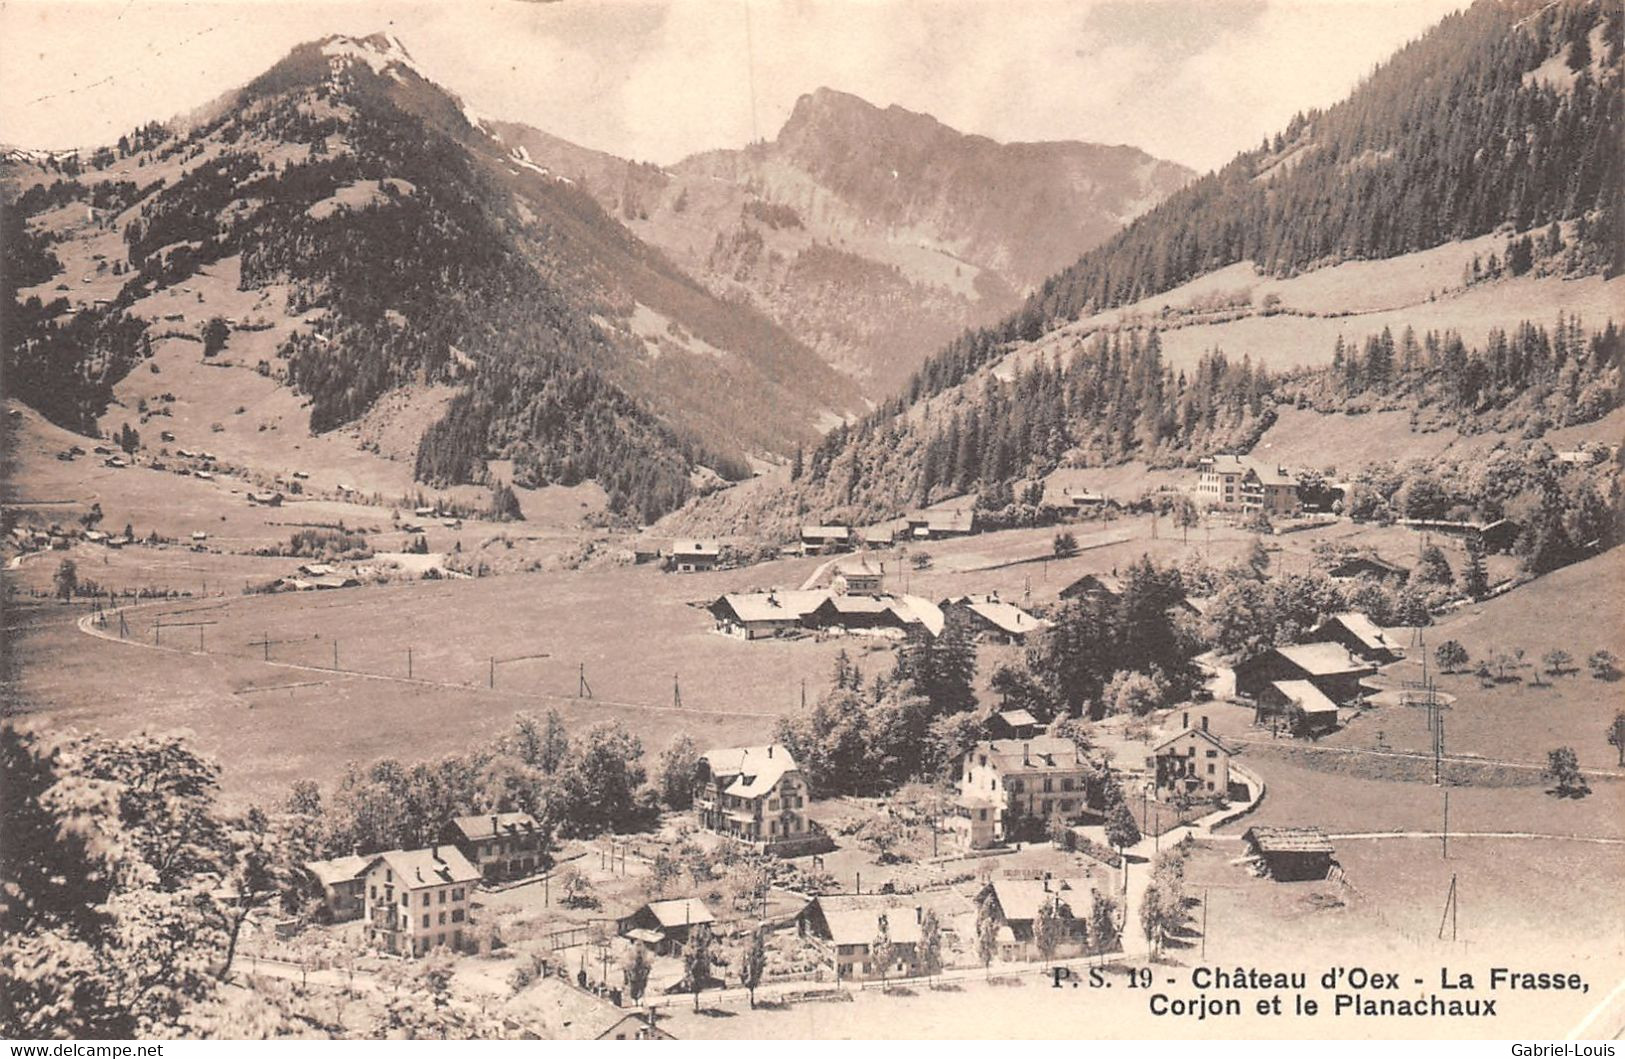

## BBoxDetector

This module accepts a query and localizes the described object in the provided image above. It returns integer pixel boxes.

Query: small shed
[1241,826,1336,881]
[618,898,715,955]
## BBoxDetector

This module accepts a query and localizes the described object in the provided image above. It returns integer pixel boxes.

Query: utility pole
[1201,888,1209,960]
[489,656,495,688]
[333,640,339,669]
[673,672,682,710]
[154,618,161,646]
[1441,789,1449,859]
[579,663,593,699]
[407,647,412,680]
[1437,874,1458,941]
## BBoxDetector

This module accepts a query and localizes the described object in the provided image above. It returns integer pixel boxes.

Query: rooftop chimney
[768,745,774,758]
[433,845,444,862]
[491,814,498,835]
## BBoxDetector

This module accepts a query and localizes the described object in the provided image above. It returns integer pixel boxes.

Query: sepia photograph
[0,0,1620,1044]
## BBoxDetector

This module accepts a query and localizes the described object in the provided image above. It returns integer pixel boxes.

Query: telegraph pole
[407,647,413,679]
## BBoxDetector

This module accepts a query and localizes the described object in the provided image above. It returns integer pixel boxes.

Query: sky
[0,0,1469,173]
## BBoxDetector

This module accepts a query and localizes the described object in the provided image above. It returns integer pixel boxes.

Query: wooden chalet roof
[1242,826,1334,854]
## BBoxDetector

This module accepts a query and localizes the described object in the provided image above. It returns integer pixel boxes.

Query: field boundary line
[1232,735,1623,781]
[77,602,780,721]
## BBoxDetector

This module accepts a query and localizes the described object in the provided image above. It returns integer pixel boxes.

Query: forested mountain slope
[664,0,1622,537]
[3,34,864,520]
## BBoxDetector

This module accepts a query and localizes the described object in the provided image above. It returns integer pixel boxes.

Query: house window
[1009,780,1023,794]
[370,886,377,899]
[439,912,447,925]
[452,909,465,923]
[437,933,445,946]
[401,894,409,907]
[423,914,431,928]
[1043,778,1053,793]
[1061,778,1074,792]
[1208,763,1216,774]
[423,893,431,906]
[1206,749,1217,758]
[452,887,464,901]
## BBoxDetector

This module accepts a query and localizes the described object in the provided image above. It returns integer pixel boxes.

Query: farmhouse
[441,812,545,883]
[974,878,1089,961]
[905,507,977,540]
[303,854,369,923]
[800,524,853,555]
[957,736,1094,846]
[692,744,816,852]
[1058,573,1124,606]
[798,897,923,982]
[1241,827,1336,881]
[1258,679,1342,735]
[941,594,1050,644]
[832,555,885,595]
[708,590,828,639]
[618,898,715,956]
[1326,554,1410,582]
[859,525,896,548]
[1400,517,1520,553]
[246,491,284,507]
[1061,489,1108,515]
[508,976,673,1039]
[361,845,480,957]
[1149,717,1233,800]
[1310,612,1404,664]
[1233,643,1378,705]
[670,539,720,572]
[987,708,1039,740]
[1250,462,1301,517]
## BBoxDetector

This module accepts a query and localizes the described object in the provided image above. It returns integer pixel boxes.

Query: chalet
[298,562,337,577]
[805,593,907,632]
[1058,573,1124,606]
[987,708,1039,740]
[1148,716,1232,800]
[508,976,674,1039]
[859,525,896,548]
[798,897,922,981]
[832,555,884,595]
[1326,554,1410,582]
[246,491,284,507]
[709,590,827,639]
[1309,612,1403,664]
[1241,827,1336,881]
[304,854,369,923]
[1233,643,1377,705]
[1250,462,1301,517]
[361,845,480,957]
[618,898,714,956]
[956,737,1094,846]
[1258,679,1341,735]
[414,506,439,518]
[800,525,853,555]
[974,878,1089,961]
[905,507,977,540]
[670,539,721,572]
[441,812,545,883]
[1399,517,1520,554]
[1061,489,1107,515]
[941,594,1050,644]
[693,744,814,852]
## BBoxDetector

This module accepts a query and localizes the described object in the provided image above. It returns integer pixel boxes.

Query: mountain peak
[317,32,417,74]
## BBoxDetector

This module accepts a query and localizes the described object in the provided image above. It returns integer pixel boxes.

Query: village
[5,395,1623,1042]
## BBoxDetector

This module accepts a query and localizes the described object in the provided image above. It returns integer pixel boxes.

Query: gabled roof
[1270,680,1339,716]
[1152,726,1231,754]
[801,524,851,539]
[304,854,370,887]
[672,539,720,556]
[811,897,924,946]
[507,975,673,1040]
[890,595,944,637]
[700,744,800,799]
[368,846,481,888]
[713,590,829,623]
[1201,453,1250,473]
[448,811,541,842]
[984,878,1086,923]
[1267,642,1375,677]
[949,596,1048,636]
[1251,463,1296,487]
[996,709,1038,728]
[975,736,1085,773]
[1328,553,1409,577]
[1243,826,1334,854]
[643,898,714,930]
[1317,612,1397,654]
[907,507,976,532]
[1059,573,1124,600]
